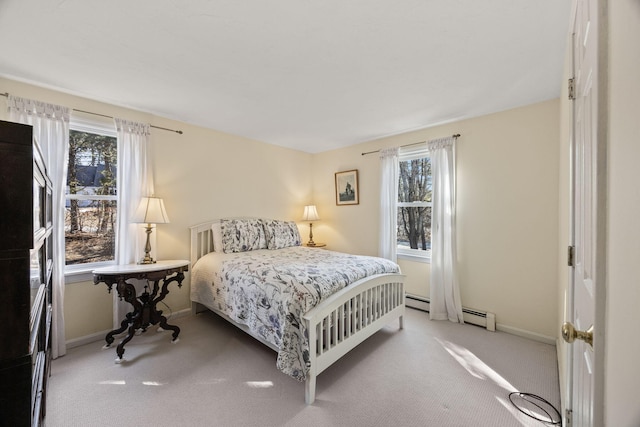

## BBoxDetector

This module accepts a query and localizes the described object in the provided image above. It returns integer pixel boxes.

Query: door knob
[562,322,593,347]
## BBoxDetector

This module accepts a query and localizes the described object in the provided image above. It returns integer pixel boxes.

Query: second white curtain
[428,137,463,323]
[379,147,399,262]
[113,118,154,328]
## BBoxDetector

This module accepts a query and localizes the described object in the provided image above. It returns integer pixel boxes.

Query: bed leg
[399,314,404,330]
[305,376,316,404]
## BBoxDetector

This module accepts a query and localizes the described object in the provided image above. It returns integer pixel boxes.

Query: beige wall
[1,77,561,344]
[312,99,561,339]
[0,77,313,341]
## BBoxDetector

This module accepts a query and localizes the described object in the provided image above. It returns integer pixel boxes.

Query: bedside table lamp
[133,196,170,264]
[302,205,320,246]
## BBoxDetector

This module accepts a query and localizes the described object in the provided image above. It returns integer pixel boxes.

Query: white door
[563,0,605,425]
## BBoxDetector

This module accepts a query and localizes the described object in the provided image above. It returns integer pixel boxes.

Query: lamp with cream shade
[133,196,170,264]
[301,205,320,246]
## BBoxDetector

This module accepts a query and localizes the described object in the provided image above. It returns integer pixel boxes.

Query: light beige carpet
[46,308,560,426]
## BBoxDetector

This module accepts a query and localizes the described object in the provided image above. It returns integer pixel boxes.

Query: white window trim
[66,194,116,201]
[65,260,115,283]
[397,201,431,208]
[71,114,117,138]
[397,147,432,264]
[64,117,118,282]
[397,248,431,263]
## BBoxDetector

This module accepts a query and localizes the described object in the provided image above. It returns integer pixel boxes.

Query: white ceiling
[0,1,571,153]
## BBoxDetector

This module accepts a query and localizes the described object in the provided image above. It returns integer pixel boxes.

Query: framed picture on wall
[335,169,359,205]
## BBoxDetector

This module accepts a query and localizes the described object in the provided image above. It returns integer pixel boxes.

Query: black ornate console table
[93,260,189,362]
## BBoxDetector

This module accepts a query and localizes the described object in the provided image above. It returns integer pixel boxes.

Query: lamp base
[307,223,316,247]
[138,224,157,264]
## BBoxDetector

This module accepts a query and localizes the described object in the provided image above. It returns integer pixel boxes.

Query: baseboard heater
[405,294,496,332]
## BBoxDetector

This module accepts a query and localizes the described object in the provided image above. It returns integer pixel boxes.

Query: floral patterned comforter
[190,246,400,381]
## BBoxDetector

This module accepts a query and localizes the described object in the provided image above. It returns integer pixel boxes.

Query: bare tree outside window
[397,156,432,252]
[65,129,117,265]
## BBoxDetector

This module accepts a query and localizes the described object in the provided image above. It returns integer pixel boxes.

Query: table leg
[111,279,144,361]
[116,322,138,361]
[159,316,181,342]
[104,310,135,348]
[150,272,184,342]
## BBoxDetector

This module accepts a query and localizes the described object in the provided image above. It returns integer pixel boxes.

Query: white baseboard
[66,308,192,349]
[66,330,111,349]
[405,293,496,331]
[495,323,556,345]
[406,295,430,312]
[406,293,556,345]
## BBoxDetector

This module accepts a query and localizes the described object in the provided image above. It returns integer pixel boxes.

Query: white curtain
[428,137,463,323]
[113,118,154,328]
[379,147,399,262]
[8,95,70,358]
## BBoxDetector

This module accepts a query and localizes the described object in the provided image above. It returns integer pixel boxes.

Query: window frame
[396,146,432,263]
[64,116,118,281]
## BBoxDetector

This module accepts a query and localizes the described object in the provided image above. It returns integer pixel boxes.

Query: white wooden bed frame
[189,221,405,404]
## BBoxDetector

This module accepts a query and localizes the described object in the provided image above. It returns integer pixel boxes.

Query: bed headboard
[190,217,302,267]
[190,221,216,267]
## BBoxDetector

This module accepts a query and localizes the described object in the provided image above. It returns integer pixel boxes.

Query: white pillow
[211,222,223,252]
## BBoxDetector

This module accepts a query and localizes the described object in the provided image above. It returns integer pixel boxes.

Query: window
[65,120,117,271]
[397,148,431,261]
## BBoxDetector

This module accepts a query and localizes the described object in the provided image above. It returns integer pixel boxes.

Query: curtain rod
[361,133,460,156]
[1,92,183,135]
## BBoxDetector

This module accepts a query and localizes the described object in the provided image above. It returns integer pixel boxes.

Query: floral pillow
[220,218,267,253]
[263,219,302,250]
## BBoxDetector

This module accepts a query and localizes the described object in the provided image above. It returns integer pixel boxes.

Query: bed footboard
[302,273,405,404]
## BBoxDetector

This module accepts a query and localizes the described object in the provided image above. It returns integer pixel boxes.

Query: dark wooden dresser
[0,120,53,426]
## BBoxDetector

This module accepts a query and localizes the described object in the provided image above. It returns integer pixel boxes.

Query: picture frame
[335,169,359,205]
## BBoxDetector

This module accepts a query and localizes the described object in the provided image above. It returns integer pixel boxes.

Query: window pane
[65,129,117,265]
[397,206,431,251]
[67,130,117,196]
[398,157,431,203]
[65,200,117,265]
